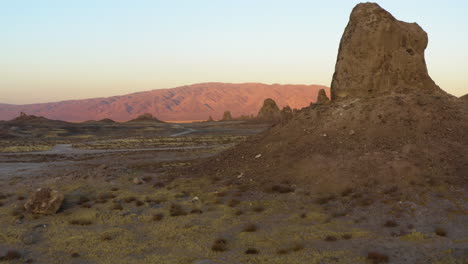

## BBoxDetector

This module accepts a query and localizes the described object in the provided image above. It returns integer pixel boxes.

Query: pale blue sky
[1,0,467,104]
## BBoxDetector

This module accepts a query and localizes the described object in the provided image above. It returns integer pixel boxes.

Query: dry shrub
[98,192,116,201]
[77,196,90,205]
[315,194,336,204]
[10,208,24,220]
[242,223,257,232]
[341,187,353,197]
[252,205,265,213]
[367,252,389,264]
[190,208,203,214]
[342,234,352,240]
[69,219,92,226]
[169,203,187,216]
[245,248,259,254]
[276,243,304,255]
[153,182,165,188]
[112,203,123,210]
[384,220,398,227]
[358,198,374,207]
[211,238,228,252]
[383,186,398,194]
[100,233,113,241]
[0,250,21,261]
[435,227,447,237]
[234,210,243,216]
[142,176,152,182]
[228,199,241,207]
[270,185,295,193]
[123,196,136,203]
[152,213,164,221]
[216,191,228,197]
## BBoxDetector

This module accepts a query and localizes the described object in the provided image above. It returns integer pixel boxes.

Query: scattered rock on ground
[24,188,64,215]
[133,177,144,185]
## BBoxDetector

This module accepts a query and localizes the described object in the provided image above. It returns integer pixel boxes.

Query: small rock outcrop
[221,111,233,121]
[257,98,281,122]
[24,188,64,215]
[316,89,330,104]
[330,3,441,100]
[280,106,294,120]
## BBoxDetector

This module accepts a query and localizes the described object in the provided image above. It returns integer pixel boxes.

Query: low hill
[126,113,164,124]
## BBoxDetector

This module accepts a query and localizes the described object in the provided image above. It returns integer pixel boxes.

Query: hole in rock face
[406,48,415,55]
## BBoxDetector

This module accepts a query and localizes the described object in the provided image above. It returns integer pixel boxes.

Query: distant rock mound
[126,113,164,123]
[11,112,47,123]
[82,118,117,124]
[331,3,442,100]
[256,98,281,122]
[8,112,68,126]
[98,118,116,124]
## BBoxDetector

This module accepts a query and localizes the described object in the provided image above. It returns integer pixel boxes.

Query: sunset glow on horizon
[2,0,467,104]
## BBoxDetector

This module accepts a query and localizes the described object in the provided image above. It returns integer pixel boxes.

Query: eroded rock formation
[257,98,281,122]
[316,89,330,104]
[331,3,441,100]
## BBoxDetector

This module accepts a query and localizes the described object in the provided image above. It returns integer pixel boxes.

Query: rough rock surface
[24,188,64,215]
[460,94,468,102]
[256,98,281,122]
[331,3,442,100]
[316,89,330,104]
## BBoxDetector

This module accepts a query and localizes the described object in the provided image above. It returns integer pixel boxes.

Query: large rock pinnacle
[257,98,281,122]
[330,3,441,100]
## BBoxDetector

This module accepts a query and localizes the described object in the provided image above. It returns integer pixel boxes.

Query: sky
[1,0,467,104]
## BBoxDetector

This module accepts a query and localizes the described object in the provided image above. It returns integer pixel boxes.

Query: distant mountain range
[0,83,329,122]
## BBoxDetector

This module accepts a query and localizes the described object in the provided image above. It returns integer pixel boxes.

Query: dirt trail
[170,128,197,137]
[0,143,224,156]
